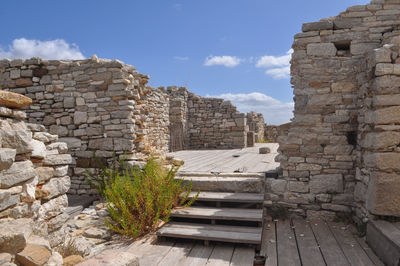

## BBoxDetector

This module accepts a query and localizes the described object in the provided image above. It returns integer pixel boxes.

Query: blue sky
[0,0,369,124]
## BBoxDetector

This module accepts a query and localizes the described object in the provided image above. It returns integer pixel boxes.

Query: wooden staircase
[157,172,265,247]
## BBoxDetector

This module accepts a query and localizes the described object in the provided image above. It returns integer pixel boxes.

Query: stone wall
[247,112,265,142]
[0,56,169,195]
[275,0,400,221]
[0,92,71,244]
[264,122,291,143]
[187,94,248,149]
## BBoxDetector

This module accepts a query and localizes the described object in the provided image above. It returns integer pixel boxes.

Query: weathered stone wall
[264,122,291,143]
[0,56,170,195]
[247,112,265,142]
[167,86,189,152]
[0,92,71,244]
[187,94,248,149]
[276,0,400,221]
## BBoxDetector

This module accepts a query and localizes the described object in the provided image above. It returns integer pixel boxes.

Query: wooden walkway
[168,143,279,173]
[124,235,255,266]
[262,218,384,266]
[124,218,383,266]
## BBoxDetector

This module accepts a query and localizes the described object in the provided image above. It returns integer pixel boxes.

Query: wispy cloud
[256,49,293,79]
[207,92,293,125]
[204,55,241,68]
[0,38,85,60]
[173,56,189,61]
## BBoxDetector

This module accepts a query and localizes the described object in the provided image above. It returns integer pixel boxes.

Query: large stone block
[0,90,32,108]
[16,244,51,266]
[0,161,36,188]
[364,152,400,171]
[307,43,337,56]
[43,154,72,166]
[36,176,70,200]
[0,130,33,154]
[361,132,400,149]
[365,106,400,124]
[0,218,32,253]
[302,21,333,32]
[0,148,16,171]
[310,174,343,194]
[367,172,400,217]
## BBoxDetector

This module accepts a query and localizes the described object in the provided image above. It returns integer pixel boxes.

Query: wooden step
[157,222,262,244]
[171,206,263,222]
[185,191,264,203]
[367,219,400,266]
[176,175,263,193]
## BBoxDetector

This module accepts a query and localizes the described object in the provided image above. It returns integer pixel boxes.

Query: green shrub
[91,158,198,238]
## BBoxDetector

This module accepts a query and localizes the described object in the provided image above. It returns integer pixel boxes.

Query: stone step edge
[176,171,266,178]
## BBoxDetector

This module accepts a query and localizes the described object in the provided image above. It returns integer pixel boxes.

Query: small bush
[57,237,85,258]
[90,158,198,238]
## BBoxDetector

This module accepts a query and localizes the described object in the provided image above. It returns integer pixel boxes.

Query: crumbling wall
[276,0,400,221]
[264,122,291,143]
[187,94,248,149]
[0,56,169,195]
[167,86,189,152]
[0,92,71,246]
[247,112,265,142]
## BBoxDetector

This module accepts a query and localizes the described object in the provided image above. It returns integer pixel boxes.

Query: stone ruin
[0,56,268,196]
[274,0,400,223]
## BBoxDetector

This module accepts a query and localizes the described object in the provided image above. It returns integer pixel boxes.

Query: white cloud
[173,56,189,61]
[0,38,85,60]
[204,55,241,68]
[256,49,293,79]
[265,66,290,79]
[207,92,293,125]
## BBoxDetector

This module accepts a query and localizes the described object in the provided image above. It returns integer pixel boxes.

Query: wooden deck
[262,218,384,266]
[168,143,279,173]
[124,218,383,265]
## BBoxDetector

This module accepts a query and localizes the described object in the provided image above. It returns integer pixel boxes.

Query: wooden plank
[170,207,263,222]
[157,222,262,244]
[261,221,277,266]
[292,219,325,266]
[125,237,175,266]
[177,243,214,266]
[309,219,350,266]
[186,150,238,172]
[230,246,255,266]
[186,192,264,203]
[157,241,195,266]
[206,244,235,266]
[276,219,301,266]
[354,236,384,266]
[327,222,375,266]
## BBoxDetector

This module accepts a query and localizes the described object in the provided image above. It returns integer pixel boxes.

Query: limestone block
[33,132,58,143]
[47,142,68,154]
[365,106,400,124]
[74,111,88,125]
[367,172,400,217]
[0,189,19,211]
[268,179,287,193]
[284,192,314,204]
[375,63,394,76]
[310,174,343,194]
[114,138,134,151]
[0,218,33,253]
[36,167,55,184]
[321,204,351,213]
[351,42,380,55]
[36,176,70,200]
[361,132,400,149]
[288,181,309,193]
[47,212,69,233]
[46,251,63,266]
[375,47,392,63]
[88,138,113,151]
[296,163,322,171]
[64,255,85,266]
[54,165,68,177]
[0,90,32,108]
[331,82,357,92]
[364,152,400,171]
[0,161,36,188]
[21,176,38,203]
[43,154,72,166]
[58,137,81,149]
[307,43,337,56]
[302,21,333,32]
[38,194,68,220]
[0,130,33,154]
[0,148,16,171]
[373,94,400,106]
[16,244,51,266]
[30,139,46,159]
